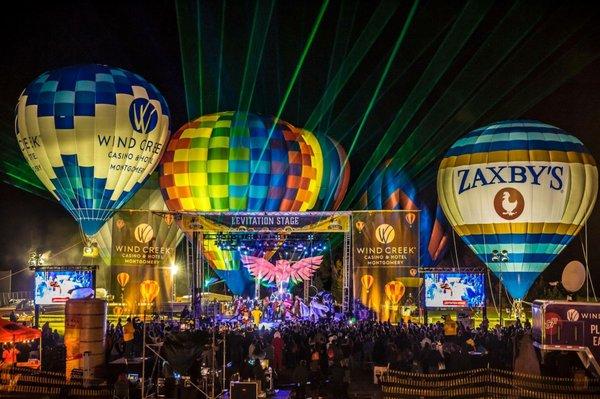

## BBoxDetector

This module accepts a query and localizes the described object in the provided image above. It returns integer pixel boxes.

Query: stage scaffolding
[178,211,353,315]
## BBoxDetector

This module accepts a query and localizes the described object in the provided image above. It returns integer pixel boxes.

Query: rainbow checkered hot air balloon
[437,120,598,300]
[15,64,170,236]
[360,160,449,266]
[158,111,350,295]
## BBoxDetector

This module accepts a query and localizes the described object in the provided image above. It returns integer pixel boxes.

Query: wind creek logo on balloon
[375,224,395,244]
[129,98,158,134]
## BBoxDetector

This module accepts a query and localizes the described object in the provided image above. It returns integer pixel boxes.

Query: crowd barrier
[380,368,600,399]
[0,366,111,398]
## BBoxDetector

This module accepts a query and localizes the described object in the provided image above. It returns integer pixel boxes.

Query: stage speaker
[230,381,259,399]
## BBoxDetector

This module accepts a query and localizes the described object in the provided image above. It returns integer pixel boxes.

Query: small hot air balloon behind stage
[437,120,598,300]
[158,111,350,295]
[15,64,170,236]
[140,280,160,304]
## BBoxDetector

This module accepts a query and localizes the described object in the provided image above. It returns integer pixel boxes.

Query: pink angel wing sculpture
[241,255,278,283]
[289,256,323,283]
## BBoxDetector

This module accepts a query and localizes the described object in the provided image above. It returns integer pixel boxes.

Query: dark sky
[0,1,600,294]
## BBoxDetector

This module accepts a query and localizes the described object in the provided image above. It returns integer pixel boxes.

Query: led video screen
[34,270,94,305]
[424,272,485,308]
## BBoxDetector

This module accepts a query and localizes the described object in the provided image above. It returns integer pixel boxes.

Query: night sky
[1,1,600,295]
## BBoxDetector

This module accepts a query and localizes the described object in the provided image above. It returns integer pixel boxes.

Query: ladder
[342,231,351,313]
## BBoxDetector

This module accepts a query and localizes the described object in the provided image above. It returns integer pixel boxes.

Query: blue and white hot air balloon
[15,64,170,236]
[437,120,598,299]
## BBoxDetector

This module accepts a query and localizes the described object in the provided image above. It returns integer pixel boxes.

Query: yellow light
[170,263,179,276]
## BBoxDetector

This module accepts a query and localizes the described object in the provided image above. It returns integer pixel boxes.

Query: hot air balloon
[15,64,170,236]
[361,274,374,291]
[159,111,350,295]
[437,120,598,300]
[116,272,130,304]
[360,160,449,266]
[116,273,130,288]
[140,280,160,304]
[384,280,406,305]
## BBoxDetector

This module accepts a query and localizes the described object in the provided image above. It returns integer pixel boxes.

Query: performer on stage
[251,305,263,326]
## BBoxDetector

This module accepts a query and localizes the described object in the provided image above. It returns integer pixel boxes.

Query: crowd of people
[4,298,591,398]
[136,309,586,398]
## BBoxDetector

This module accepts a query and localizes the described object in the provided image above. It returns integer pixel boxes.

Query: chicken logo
[493,188,524,220]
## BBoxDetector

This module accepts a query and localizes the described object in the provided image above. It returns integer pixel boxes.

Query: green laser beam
[324,15,453,146]
[196,0,203,116]
[321,0,359,132]
[404,5,592,183]
[237,0,275,114]
[303,0,401,133]
[216,0,226,111]
[385,1,546,179]
[175,0,193,120]
[244,0,330,201]
[341,0,494,209]
[324,0,420,209]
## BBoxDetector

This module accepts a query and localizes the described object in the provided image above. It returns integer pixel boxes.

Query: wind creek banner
[352,210,420,322]
[110,210,178,309]
[179,211,351,233]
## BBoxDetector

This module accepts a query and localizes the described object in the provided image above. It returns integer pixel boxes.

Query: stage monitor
[424,272,485,309]
[34,270,95,305]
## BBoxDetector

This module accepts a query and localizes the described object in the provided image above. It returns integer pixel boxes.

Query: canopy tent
[0,318,41,344]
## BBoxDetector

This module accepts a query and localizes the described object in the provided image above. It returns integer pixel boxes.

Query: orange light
[116,272,130,288]
[361,274,374,291]
[140,280,160,303]
[384,281,405,304]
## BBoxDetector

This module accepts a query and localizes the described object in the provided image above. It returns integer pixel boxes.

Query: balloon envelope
[437,120,598,299]
[15,64,170,235]
[158,111,350,295]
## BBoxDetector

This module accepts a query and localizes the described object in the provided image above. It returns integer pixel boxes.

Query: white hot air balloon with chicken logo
[438,120,598,300]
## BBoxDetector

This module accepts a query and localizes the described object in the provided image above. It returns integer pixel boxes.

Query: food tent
[0,318,41,344]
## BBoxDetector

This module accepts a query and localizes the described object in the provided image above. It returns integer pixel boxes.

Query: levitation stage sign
[179,211,351,233]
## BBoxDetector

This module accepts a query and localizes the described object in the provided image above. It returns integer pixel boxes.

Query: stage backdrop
[352,210,420,322]
[110,210,178,310]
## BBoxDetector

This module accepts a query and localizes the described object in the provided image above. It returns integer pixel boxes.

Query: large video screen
[424,272,485,308]
[34,270,94,305]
